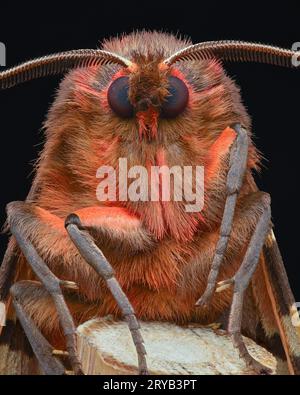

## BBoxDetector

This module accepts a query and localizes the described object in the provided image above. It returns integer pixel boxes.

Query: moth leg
[10,281,66,375]
[0,238,19,332]
[218,193,272,374]
[196,123,249,307]
[7,210,83,375]
[65,213,148,375]
[0,179,40,331]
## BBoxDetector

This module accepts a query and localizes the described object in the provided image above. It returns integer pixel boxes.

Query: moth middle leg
[10,280,70,375]
[216,192,272,373]
[185,190,273,373]
[9,280,96,374]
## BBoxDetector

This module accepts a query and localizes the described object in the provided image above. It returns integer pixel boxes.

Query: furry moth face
[47,31,250,152]
[39,31,260,230]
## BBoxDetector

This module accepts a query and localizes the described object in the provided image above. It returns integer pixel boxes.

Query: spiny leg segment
[7,209,83,375]
[65,213,148,375]
[218,193,272,373]
[196,123,249,307]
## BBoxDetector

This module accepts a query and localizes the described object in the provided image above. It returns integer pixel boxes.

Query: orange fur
[8,32,273,353]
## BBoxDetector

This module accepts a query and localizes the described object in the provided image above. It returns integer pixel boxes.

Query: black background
[0,2,299,299]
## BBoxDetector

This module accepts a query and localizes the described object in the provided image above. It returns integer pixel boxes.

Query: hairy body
[1,32,299,374]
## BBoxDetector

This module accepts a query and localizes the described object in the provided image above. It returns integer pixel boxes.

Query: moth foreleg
[65,213,148,375]
[6,204,83,375]
[218,192,272,374]
[196,123,249,307]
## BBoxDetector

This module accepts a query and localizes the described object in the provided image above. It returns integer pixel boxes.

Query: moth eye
[107,76,134,118]
[161,76,189,118]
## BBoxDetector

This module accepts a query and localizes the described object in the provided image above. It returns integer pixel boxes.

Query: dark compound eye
[107,76,134,118]
[161,76,189,118]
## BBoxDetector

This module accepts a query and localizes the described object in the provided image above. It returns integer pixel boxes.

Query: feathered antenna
[164,40,300,68]
[1,41,298,90]
[0,49,132,89]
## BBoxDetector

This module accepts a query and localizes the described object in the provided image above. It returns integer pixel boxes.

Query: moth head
[103,51,191,138]
[107,63,189,119]
[0,35,298,143]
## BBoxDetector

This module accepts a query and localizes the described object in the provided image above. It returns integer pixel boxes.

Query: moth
[0,32,299,375]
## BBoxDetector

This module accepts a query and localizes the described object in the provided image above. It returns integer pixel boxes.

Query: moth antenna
[164,40,300,68]
[0,49,132,89]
